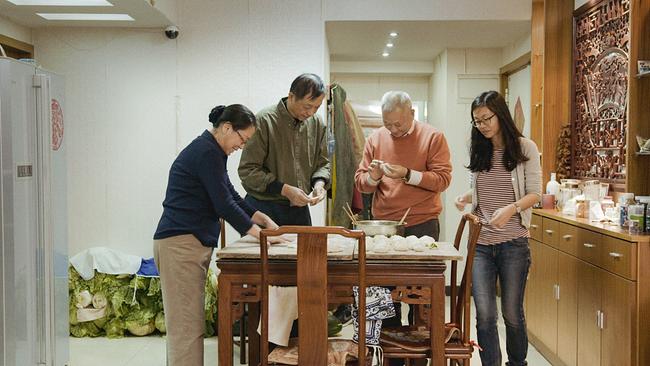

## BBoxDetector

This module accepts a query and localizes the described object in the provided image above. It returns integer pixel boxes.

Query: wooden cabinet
[556,252,578,366]
[527,210,649,366]
[577,261,601,366]
[531,240,558,352]
[601,271,635,366]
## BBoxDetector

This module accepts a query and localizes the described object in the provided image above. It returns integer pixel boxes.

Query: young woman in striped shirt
[455,90,542,366]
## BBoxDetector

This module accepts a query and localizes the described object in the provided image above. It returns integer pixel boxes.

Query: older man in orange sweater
[355,90,452,240]
[355,90,452,366]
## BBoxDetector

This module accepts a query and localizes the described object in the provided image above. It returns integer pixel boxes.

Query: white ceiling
[326,20,531,62]
[0,0,171,28]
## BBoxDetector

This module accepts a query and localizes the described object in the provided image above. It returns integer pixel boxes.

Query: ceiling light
[36,13,133,21]
[389,32,398,37]
[9,0,112,5]
[382,52,390,57]
[386,43,394,48]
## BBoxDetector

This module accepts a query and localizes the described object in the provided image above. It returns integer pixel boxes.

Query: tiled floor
[70,300,551,365]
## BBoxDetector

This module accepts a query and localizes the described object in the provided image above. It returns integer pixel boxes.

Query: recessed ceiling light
[382,52,390,57]
[9,0,112,5]
[386,43,394,48]
[36,13,133,21]
[389,32,398,37]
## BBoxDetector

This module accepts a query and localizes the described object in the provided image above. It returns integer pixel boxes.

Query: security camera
[164,25,179,40]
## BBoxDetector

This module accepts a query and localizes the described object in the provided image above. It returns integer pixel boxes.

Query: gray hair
[381,91,412,113]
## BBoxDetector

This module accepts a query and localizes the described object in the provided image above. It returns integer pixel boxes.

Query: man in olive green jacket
[238,73,330,226]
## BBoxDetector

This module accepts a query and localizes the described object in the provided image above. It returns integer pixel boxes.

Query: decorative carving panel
[573,0,630,182]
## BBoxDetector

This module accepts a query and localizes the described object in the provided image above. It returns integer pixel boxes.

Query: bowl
[353,220,405,237]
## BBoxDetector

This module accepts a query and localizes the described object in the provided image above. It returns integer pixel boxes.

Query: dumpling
[419,235,436,245]
[373,236,388,247]
[412,242,427,252]
[393,240,409,251]
[389,235,404,244]
[373,242,390,253]
[405,235,419,249]
[374,235,388,242]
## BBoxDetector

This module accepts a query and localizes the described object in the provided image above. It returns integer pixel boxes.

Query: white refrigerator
[0,57,69,366]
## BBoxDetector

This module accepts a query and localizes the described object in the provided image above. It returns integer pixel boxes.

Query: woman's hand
[489,204,516,228]
[247,223,289,244]
[454,195,467,211]
[252,211,279,230]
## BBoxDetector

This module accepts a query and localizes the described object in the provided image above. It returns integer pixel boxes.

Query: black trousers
[244,195,312,226]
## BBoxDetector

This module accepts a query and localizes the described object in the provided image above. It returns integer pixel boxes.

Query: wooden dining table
[216,234,463,366]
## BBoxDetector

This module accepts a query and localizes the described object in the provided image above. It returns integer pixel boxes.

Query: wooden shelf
[635,72,650,79]
[635,151,650,156]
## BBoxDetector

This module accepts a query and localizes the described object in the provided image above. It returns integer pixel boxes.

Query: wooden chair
[259,226,367,366]
[379,213,482,365]
[219,218,248,364]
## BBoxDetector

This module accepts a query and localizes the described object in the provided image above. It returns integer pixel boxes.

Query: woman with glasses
[153,104,284,366]
[454,91,541,366]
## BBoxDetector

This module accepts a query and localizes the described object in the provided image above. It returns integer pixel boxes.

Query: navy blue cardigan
[154,130,256,247]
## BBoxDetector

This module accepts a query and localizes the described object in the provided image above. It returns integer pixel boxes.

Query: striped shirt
[474,149,529,245]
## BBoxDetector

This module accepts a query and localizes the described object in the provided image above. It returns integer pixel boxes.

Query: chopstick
[398,207,411,225]
[343,203,359,225]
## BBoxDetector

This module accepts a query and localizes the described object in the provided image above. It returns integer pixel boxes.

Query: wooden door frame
[499,52,532,99]
[0,34,34,59]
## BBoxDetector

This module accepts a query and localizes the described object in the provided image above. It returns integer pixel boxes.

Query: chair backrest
[219,218,226,249]
[259,226,367,366]
[449,213,482,344]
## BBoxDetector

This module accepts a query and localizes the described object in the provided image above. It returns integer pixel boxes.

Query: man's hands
[309,180,326,206]
[281,184,313,207]
[368,159,385,181]
[281,182,326,207]
[381,163,408,179]
[368,160,408,181]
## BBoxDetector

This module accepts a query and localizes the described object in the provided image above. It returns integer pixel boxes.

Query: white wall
[325,0,530,21]
[34,0,327,258]
[430,48,502,279]
[502,34,531,67]
[330,74,430,102]
[33,28,178,258]
[0,14,32,44]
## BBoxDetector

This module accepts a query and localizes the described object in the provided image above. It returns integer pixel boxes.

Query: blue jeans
[472,237,530,366]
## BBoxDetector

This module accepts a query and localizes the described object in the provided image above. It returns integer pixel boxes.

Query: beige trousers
[154,234,213,366]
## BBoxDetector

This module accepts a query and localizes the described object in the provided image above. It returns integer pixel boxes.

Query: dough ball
[412,242,427,252]
[394,240,410,251]
[373,242,390,253]
[419,235,436,245]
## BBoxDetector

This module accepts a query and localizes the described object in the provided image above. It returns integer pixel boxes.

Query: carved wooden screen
[572,0,630,183]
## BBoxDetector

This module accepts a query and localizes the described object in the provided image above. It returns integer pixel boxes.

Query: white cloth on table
[257,285,298,346]
[70,247,141,280]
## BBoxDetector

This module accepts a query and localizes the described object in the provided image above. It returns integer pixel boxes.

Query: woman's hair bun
[209,105,226,124]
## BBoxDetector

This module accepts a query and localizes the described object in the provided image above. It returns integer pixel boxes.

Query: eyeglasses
[470,114,496,128]
[235,130,248,145]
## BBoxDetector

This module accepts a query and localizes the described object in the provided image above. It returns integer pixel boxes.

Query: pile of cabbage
[69,266,218,338]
